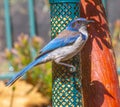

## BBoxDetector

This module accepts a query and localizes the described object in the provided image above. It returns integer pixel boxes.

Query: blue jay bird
[6,18,93,86]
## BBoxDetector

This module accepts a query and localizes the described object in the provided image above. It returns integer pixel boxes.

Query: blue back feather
[40,35,80,53]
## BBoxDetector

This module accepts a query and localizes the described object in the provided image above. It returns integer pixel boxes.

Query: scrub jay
[6,18,93,86]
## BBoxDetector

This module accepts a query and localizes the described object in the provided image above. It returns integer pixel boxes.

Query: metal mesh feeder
[49,0,82,106]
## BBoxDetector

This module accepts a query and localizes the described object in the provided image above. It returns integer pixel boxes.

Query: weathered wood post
[80,0,120,107]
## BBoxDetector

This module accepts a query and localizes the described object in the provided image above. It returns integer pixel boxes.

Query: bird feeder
[49,0,82,106]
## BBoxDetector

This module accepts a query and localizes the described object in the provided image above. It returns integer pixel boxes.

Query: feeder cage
[49,0,82,106]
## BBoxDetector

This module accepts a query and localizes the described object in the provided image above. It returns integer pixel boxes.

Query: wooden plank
[80,0,120,106]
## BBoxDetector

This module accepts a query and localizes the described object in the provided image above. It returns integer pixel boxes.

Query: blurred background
[0,0,120,107]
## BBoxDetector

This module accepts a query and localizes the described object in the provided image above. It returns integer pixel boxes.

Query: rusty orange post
[80,0,120,107]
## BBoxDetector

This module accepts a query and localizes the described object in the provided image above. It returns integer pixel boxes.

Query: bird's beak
[87,20,95,23]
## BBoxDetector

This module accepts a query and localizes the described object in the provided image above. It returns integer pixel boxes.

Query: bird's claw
[70,67,76,73]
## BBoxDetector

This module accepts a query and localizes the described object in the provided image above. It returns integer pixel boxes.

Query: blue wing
[39,35,80,54]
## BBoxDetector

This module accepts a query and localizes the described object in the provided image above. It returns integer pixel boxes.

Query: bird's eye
[72,23,75,27]
[77,21,80,24]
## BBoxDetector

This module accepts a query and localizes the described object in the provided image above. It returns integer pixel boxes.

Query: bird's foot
[54,60,76,73]
[70,66,76,73]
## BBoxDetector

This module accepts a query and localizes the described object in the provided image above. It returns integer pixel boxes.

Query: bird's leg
[55,60,76,72]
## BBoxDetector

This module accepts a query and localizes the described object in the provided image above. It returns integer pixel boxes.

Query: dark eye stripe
[72,23,75,27]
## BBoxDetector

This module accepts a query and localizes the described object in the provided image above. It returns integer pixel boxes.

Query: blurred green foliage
[112,20,120,47]
[5,34,52,99]
[112,20,120,67]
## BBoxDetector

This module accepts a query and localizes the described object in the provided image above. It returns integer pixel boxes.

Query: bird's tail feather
[6,56,46,86]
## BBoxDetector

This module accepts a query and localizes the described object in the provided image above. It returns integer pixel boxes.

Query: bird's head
[66,18,94,32]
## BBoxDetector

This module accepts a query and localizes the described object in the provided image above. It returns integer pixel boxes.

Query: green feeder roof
[49,0,80,3]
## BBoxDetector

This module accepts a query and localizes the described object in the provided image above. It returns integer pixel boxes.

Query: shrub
[5,34,52,99]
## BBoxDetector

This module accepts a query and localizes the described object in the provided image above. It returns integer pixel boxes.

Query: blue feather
[66,27,78,32]
[6,54,48,86]
[40,35,80,54]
